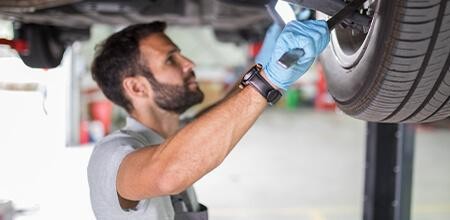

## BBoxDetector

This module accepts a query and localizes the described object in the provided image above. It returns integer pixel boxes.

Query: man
[88,20,329,219]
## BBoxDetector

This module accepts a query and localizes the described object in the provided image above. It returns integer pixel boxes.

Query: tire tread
[367,0,450,122]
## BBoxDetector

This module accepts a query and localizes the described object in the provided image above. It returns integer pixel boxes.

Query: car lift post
[363,122,416,220]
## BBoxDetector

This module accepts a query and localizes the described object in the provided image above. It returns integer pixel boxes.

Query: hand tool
[274,0,369,69]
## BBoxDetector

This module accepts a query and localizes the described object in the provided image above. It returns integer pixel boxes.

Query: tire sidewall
[319,0,398,115]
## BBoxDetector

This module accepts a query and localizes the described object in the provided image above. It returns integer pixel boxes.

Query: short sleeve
[87,129,174,220]
[87,137,138,217]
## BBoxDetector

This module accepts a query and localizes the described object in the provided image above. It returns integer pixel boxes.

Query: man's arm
[117,80,267,201]
[116,20,330,203]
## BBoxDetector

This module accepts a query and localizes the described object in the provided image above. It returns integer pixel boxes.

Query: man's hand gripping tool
[276,0,369,69]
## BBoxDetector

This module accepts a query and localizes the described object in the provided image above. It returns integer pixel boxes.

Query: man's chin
[190,85,204,97]
[191,89,205,105]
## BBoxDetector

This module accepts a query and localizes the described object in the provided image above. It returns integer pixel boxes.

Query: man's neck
[130,107,180,138]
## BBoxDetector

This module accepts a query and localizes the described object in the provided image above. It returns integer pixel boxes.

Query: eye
[166,55,175,65]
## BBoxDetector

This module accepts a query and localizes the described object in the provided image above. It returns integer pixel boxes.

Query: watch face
[267,90,281,103]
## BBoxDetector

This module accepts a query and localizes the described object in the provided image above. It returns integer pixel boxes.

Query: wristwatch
[240,64,282,105]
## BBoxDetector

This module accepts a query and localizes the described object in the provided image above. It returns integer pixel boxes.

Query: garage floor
[195,109,450,220]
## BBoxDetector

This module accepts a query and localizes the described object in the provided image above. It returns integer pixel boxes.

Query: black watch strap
[240,64,282,105]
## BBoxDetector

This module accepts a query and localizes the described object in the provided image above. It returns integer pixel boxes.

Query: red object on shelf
[314,63,336,111]
[80,120,90,144]
[89,100,113,134]
[248,42,263,59]
[0,38,28,54]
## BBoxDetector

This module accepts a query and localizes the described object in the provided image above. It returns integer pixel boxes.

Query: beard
[142,69,204,114]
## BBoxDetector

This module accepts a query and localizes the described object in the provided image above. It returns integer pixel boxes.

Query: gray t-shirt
[87,117,175,220]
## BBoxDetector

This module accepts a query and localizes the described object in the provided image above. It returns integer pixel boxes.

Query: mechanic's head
[91,21,204,115]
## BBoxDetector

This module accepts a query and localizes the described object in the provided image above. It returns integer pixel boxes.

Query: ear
[122,76,150,99]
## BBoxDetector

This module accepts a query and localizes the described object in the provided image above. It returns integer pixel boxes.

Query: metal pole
[394,124,415,220]
[363,122,415,220]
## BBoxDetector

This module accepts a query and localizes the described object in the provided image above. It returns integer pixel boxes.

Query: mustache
[184,71,197,83]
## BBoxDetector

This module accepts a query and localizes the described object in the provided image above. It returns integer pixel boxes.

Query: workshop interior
[0,0,449,219]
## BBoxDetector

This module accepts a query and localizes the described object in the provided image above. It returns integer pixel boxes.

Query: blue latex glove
[255,8,312,66]
[263,20,330,90]
[255,23,282,67]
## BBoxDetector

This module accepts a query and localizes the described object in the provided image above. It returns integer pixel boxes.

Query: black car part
[0,0,272,67]
[13,23,90,68]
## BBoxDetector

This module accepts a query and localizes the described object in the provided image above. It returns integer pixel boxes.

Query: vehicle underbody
[1,0,449,124]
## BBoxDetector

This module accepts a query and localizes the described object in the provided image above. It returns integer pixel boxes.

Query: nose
[180,55,195,74]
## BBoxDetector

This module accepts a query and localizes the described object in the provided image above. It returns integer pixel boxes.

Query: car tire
[15,23,66,69]
[319,0,450,123]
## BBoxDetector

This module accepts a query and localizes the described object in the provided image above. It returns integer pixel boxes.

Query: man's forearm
[154,83,267,193]
[117,71,270,200]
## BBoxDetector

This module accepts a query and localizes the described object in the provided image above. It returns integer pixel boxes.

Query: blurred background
[0,15,449,220]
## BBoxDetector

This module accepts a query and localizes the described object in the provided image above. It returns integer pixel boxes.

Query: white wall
[0,53,95,219]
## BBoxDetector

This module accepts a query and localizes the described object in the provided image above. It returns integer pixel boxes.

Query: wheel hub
[329,0,377,68]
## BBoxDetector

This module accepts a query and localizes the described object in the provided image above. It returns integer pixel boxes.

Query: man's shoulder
[88,125,162,169]
[91,127,160,156]
[96,129,134,146]
[91,129,142,154]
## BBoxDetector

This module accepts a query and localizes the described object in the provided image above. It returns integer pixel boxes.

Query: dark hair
[91,21,167,112]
